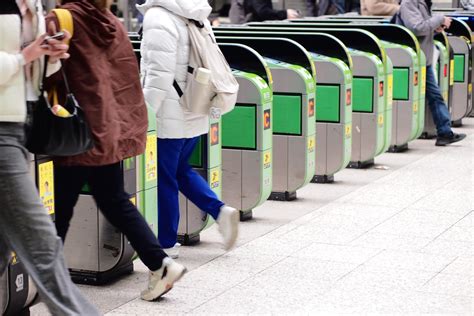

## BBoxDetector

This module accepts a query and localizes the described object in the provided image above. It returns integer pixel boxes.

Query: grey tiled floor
[32,119,473,315]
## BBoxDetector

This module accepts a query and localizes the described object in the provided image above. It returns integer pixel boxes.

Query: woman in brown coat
[48,0,186,301]
[361,0,399,16]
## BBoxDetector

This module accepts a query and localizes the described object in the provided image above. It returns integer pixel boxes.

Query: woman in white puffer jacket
[138,0,239,258]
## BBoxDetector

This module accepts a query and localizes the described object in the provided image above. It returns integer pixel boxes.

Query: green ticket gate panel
[219,43,273,220]
[214,28,353,183]
[0,156,54,315]
[177,113,221,244]
[271,22,425,150]
[244,24,390,167]
[215,37,315,201]
[445,18,473,125]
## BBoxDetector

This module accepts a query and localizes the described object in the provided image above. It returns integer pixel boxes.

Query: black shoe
[435,133,466,146]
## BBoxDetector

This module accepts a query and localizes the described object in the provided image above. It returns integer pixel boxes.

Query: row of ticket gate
[2,10,473,316]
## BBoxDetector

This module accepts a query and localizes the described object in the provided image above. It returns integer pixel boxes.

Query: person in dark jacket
[399,0,466,146]
[245,0,300,21]
[48,0,187,301]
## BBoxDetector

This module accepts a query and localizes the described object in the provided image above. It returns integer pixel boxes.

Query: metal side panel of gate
[215,36,316,201]
[219,42,273,220]
[177,114,221,245]
[64,159,136,285]
[213,28,354,183]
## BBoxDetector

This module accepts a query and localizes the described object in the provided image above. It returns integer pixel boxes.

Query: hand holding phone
[42,32,66,45]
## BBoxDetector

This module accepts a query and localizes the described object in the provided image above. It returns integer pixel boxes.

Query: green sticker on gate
[352,77,374,113]
[393,68,409,100]
[222,105,257,149]
[453,54,465,82]
[273,94,302,135]
[316,85,340,123]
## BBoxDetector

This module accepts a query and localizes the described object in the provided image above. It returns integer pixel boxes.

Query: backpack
[229,0,253,24]
[174,19,239,117]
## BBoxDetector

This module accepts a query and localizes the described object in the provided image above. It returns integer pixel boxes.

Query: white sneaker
[216,205,239,250]
[163,243,181,259]
[140,257,187,301]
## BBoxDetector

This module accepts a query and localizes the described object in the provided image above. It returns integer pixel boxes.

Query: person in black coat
[245,0,300,21]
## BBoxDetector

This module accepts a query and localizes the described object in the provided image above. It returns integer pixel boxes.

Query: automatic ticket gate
[218,43,273,220]
[286,21,426,151]
[444,18,473,125]
[177,114,221,244]
[246,24,391,168]
[215,28,353,183]
[216,37,315,201]
[1,156,55,315]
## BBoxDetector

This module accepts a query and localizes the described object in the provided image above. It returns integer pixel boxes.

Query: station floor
[32,118,473,315]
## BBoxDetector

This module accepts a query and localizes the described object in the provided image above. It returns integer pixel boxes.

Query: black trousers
[54,162,166,271]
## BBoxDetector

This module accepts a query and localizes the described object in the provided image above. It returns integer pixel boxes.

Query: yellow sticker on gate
[39,161,55,215]
[378,114,384,126]
[345,125,352,138]
[413,101,419,113]
[469,83,472,94]
[388,74,393,106]
[210,170,220,189]
[450,60,454,86]
[263,151,271,169]
[145,135,157,182]
[308,136,315,152]
[443,91,448,102]
[421,67,426,93]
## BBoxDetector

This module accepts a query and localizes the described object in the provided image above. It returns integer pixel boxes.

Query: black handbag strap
[40,57,72,95]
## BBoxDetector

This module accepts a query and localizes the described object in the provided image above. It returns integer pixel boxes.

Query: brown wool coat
[46,0,147,166]
[361,0,400,16]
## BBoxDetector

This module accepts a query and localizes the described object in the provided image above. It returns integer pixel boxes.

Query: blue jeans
[0,123,99,316]
[426,65,453,136]
[157,137,224,248]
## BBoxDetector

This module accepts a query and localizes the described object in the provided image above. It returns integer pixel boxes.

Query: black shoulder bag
[25,60,94,156]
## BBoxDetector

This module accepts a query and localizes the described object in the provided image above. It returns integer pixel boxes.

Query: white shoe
[140,257,187,301]
[216,205,239,250]
[163,243,180,259]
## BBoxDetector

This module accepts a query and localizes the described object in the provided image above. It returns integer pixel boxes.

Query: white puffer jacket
[0,0,60,123]
[137,0,212,139]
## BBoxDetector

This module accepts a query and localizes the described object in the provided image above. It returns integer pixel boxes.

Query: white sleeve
[141,10,179,115]
[0,52,23,86]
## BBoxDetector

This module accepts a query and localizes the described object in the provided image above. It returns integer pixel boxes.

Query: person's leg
[54,166,89,241]
[88,163,167,271]
[426,65,453,136]
[177,137,224,220]
[0,125,99,316]
[157,138,186,248]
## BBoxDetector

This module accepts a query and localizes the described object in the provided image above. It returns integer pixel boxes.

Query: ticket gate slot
[64,158,136,285]
[177,115,221,244]
[1,156,55,315]
[219,43,273,221]
[214,28,353,183]
[215,36,315,201]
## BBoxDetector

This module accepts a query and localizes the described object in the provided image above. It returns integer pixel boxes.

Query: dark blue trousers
[157,137,223,248]
[426,65,453,136]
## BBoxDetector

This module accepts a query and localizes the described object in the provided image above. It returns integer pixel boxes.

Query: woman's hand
[46,21,71,63]
[21,34,51,64]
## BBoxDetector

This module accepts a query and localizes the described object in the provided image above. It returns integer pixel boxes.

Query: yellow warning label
[130,197,136,205]
[450,60,454,86]
[345,125,352,138]
[443,91,449,102]
[378,114,384,126]
[145,135,157,182]
[263,151,272,169]
[11,252,17,265]
[39,161,54,215]
[421,67,426,93]
[413,101,419,113]
[469,83,472,94]
[210,170,220,189]
[308,136,315,153]
[388,74,393,107]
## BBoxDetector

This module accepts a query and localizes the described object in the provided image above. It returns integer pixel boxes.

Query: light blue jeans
[0,123,99,316]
